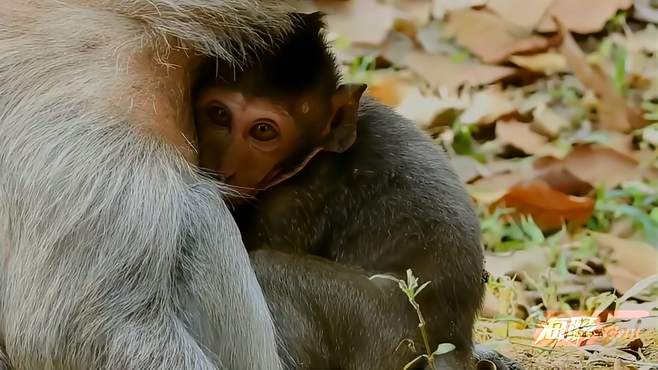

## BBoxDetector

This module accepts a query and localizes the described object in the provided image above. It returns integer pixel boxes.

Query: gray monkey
[0,1,294,369]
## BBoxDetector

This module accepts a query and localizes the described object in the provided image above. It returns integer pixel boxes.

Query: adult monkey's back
[0,1,292,369]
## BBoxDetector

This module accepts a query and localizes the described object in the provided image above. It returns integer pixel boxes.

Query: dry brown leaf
[469,171,530,200]
[395,88,461,126]
[445,9,552,64]
[486,248,553,281]
[589,131,635,158]
[618,275,658,304]
[508,53,568,75]
[532,142,570,159]
[535,167,594,196]
[613,358,633,370]
[626,24,658,54]
[416,20,458,54]
[494,180,595,230]
[591,232,658,294]
[404,51,517,89]
[633,0,658,23]
[366,71,418,107]
[486,0,554,29]
[451,155,488,183]
[537,0,633,34]
[534,145,639,188]
[514,90,552,115]
[431,0,487,19]
[481,291,501,318]
[496,120,548,155]
[459,86,516,125]
[467,160,536,202]
[379,31,415,67]
[617,300,658,314]
[531,103,571,138]
[395,0,433,28]
[558,20,645,132]
[315,0,400,45]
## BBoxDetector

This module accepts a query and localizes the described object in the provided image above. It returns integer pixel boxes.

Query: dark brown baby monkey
[194,12,366,196]
[194,12,522,370]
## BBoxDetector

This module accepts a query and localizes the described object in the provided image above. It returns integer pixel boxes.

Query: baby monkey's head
[194,12,366,196]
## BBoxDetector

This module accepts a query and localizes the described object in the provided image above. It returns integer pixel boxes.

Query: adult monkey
[0,1,294,369]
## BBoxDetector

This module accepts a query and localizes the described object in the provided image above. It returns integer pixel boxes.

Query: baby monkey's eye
[250,120,279,142]
[207,103,231,128]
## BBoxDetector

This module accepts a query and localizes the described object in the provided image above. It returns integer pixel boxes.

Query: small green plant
[611,43,628,96]
[451,121,486,162]
[605,11,628,33]
[479,208,546,252]
[450,46,471,63]
[587,183,658,244]
[370,269,456,370]
[642,103,658,122]
[587,37,628,96]
[348,55,376,84]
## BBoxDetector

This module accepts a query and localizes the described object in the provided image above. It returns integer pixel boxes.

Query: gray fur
[0,1,292,369]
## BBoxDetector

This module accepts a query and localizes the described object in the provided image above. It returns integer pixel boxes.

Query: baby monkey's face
[195,82,366,197]
[195,86,304,196]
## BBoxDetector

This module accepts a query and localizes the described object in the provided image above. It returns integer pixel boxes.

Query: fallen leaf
[617,300,658,313]
[486,248,553,281]
[558,20,645,132]
[581,131,635,158]
[486,0,554,29]
[468,187,510,205]
[445,9,552,64]
[404,51,517,89]
[633,0,658,23]
[537,0,633,34]
[535,167,594,196]
[395,0,433,28]
[395,89,442,125]
[315,0,400,45]
[481,291,501,318]
[531,142,571,159]
[366,70,419,107]
[613,358,632,370]
[496,120,548,155]
[416,20,462,55]
[534,145,639,188]
[451,155,487,183]
[591,232,658,294]
[469,170,532,198]
[459,86,516,125]
[531,103,571,138]
[618,275,658,305]
[508,53,568,75]
[432,0,487,19]
[333,44,379,65]
[379,31,415,66]
[494,180,595,230]
[514,90,553,115]
[626,24,658,54]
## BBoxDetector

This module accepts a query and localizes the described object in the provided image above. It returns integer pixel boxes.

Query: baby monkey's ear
[322,83,367,153]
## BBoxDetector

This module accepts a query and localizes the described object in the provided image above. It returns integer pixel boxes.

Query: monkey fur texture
[0,1,296,369]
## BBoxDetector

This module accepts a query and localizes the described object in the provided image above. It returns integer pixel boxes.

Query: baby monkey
[194,12,366,196]
[194,11,521,370]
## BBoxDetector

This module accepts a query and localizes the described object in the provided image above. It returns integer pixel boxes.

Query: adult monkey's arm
[0,1,292,369]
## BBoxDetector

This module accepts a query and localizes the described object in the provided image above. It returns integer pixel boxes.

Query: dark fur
[196,12,339,101]
[238,98,486,369]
